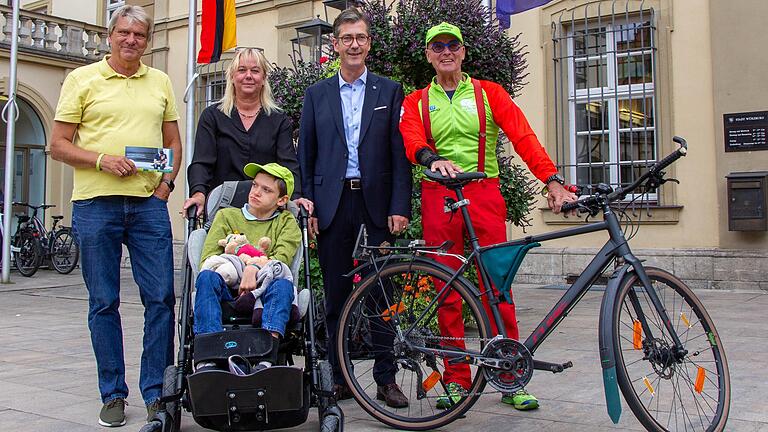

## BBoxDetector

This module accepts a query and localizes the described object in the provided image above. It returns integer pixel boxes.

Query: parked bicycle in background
[11,202,79,277]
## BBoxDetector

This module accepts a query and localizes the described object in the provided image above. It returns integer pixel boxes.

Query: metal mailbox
[726,171,768,231]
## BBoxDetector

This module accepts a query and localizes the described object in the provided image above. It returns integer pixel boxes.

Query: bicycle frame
[354,185,685,394]
[409,184,683,358]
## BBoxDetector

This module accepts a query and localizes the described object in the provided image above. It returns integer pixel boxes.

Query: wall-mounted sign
[724,111,768,152]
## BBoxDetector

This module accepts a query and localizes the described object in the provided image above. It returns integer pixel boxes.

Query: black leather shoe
[376,383,409,408]
[332,383,354,401]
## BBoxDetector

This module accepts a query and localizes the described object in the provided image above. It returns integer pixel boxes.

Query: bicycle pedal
[533,359,573,373]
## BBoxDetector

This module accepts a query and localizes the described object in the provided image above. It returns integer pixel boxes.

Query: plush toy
[201,234,272,287]
[200,254,242,286]
[218,234,272,263]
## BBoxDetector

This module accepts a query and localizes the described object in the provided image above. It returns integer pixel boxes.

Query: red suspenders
[420,78,488,172]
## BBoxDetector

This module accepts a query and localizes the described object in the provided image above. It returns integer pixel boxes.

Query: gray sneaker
[146,399,161,422]
[98,398,126,427]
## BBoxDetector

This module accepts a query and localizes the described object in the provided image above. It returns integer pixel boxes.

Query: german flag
[197,0,237,64]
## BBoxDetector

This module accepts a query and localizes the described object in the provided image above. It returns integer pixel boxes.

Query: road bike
[12,202,79,277]
[336,136,730,431]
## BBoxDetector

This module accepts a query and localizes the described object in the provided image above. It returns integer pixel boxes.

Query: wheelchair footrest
[188,366,304,417]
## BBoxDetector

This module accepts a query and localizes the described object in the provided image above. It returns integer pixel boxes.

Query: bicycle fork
[598,254,688,424]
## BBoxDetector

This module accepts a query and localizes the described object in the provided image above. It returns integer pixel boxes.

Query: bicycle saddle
[423,170,487,187]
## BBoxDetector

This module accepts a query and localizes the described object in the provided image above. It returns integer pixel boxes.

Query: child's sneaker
[435,382,466,409]
[98,398,126,427]
[501,389,539,410]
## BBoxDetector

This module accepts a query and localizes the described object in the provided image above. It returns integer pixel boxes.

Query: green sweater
[200,207,301,268]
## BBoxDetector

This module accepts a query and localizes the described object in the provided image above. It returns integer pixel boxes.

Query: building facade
[508,0,767,290]
[1,0,109,235]
[3,0,764,288]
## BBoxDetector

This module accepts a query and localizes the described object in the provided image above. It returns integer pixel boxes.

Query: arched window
[0,97,47,208]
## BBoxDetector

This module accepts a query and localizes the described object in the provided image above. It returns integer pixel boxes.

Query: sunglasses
[429,40,463,53]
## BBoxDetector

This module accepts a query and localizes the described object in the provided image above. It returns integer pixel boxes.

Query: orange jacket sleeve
[481,80,558,183]
[399,89,432,164]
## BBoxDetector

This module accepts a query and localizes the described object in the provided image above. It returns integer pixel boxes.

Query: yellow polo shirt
[55,55,179,201]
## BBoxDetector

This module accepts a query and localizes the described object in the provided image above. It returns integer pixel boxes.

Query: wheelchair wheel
[317,360,334,413]
[14,230,41,277]
[337,259,491,430]
[51,228,79,274]
[320,412,341,432]
[162,365,182,432]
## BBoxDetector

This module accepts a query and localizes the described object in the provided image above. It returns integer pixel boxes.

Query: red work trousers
[421,178,520,389]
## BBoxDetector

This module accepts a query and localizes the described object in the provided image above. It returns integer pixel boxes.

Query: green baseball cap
[425,22,464,45]
[243,162,294,198]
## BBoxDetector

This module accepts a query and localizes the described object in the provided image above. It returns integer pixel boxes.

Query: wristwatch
[161,178,175,192]
[545,173,565,186]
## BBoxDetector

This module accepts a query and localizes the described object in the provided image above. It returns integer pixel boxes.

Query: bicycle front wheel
[613,267,730,431]
[14,231,42,277]
[51,228,79,274]
[337,259,491,431]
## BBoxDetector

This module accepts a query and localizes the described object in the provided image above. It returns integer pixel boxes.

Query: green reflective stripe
[419,74,500,177]
[707,331,717,347]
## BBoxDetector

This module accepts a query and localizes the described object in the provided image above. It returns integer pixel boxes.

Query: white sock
[258,361,272,368]
[196,361,216,370]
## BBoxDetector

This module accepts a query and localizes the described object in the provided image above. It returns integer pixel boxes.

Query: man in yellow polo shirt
[50,5,181,428]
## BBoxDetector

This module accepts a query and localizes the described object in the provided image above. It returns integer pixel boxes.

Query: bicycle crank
[480,337,534,393]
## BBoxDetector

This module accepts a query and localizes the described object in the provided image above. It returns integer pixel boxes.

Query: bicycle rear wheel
[51,228,79,274]
[337,259,491,431]
[14,231,42,277]
[612,267,730,431]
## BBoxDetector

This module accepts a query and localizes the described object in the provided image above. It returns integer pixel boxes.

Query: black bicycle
[12,202,79,277]
[336,136,730,431]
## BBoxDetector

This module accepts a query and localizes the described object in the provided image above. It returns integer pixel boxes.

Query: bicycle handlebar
[11,202,56,210]
[560,136,688,214]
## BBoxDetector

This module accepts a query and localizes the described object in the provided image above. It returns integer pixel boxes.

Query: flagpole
[2,0,21,283]
[184,0,197,234]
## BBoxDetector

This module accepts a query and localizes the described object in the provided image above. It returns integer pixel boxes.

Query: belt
[345,178,362,190]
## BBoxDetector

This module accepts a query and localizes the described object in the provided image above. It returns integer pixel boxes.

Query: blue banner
[497,0,554,29]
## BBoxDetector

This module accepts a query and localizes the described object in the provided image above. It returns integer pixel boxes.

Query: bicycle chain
[415,334,495,343]
[403,333,532,397]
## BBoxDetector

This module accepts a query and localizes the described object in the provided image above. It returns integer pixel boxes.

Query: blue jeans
[194,270,294,336]
[72,195,175,405]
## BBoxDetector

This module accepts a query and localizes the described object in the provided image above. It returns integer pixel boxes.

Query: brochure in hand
[125,146,173,173]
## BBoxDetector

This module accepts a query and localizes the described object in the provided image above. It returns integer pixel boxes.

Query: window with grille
[553,6,658,200]
[106,0,125,26]
[205,78,226,107]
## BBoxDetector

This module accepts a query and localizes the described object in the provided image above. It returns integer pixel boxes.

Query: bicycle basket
[480,242,540,304]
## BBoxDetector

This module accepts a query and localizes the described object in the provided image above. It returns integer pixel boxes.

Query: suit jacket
[298,72,412,230]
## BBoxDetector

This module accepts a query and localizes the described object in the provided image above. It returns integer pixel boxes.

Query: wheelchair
[141,180,343,432]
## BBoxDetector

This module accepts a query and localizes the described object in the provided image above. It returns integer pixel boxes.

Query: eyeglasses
[429,40,462,53]
[338,34,370,46]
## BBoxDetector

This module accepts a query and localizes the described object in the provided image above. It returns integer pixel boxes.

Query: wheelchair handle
[186,204,198,232]
[186,204,197,220]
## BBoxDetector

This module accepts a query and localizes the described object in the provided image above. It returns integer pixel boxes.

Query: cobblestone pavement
[0,268,765,431]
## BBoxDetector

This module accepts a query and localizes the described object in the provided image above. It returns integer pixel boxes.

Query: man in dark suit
[297,8,412,408]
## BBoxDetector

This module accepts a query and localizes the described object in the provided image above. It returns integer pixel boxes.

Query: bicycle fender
[345,254,484,299]
[599,263,633,424]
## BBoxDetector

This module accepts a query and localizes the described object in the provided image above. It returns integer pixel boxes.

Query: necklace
[238,107,261,118]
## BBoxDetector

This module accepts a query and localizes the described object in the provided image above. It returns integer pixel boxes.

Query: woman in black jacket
[184,48,300,216]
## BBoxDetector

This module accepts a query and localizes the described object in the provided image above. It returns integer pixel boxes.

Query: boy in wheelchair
[193,162,301,373]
